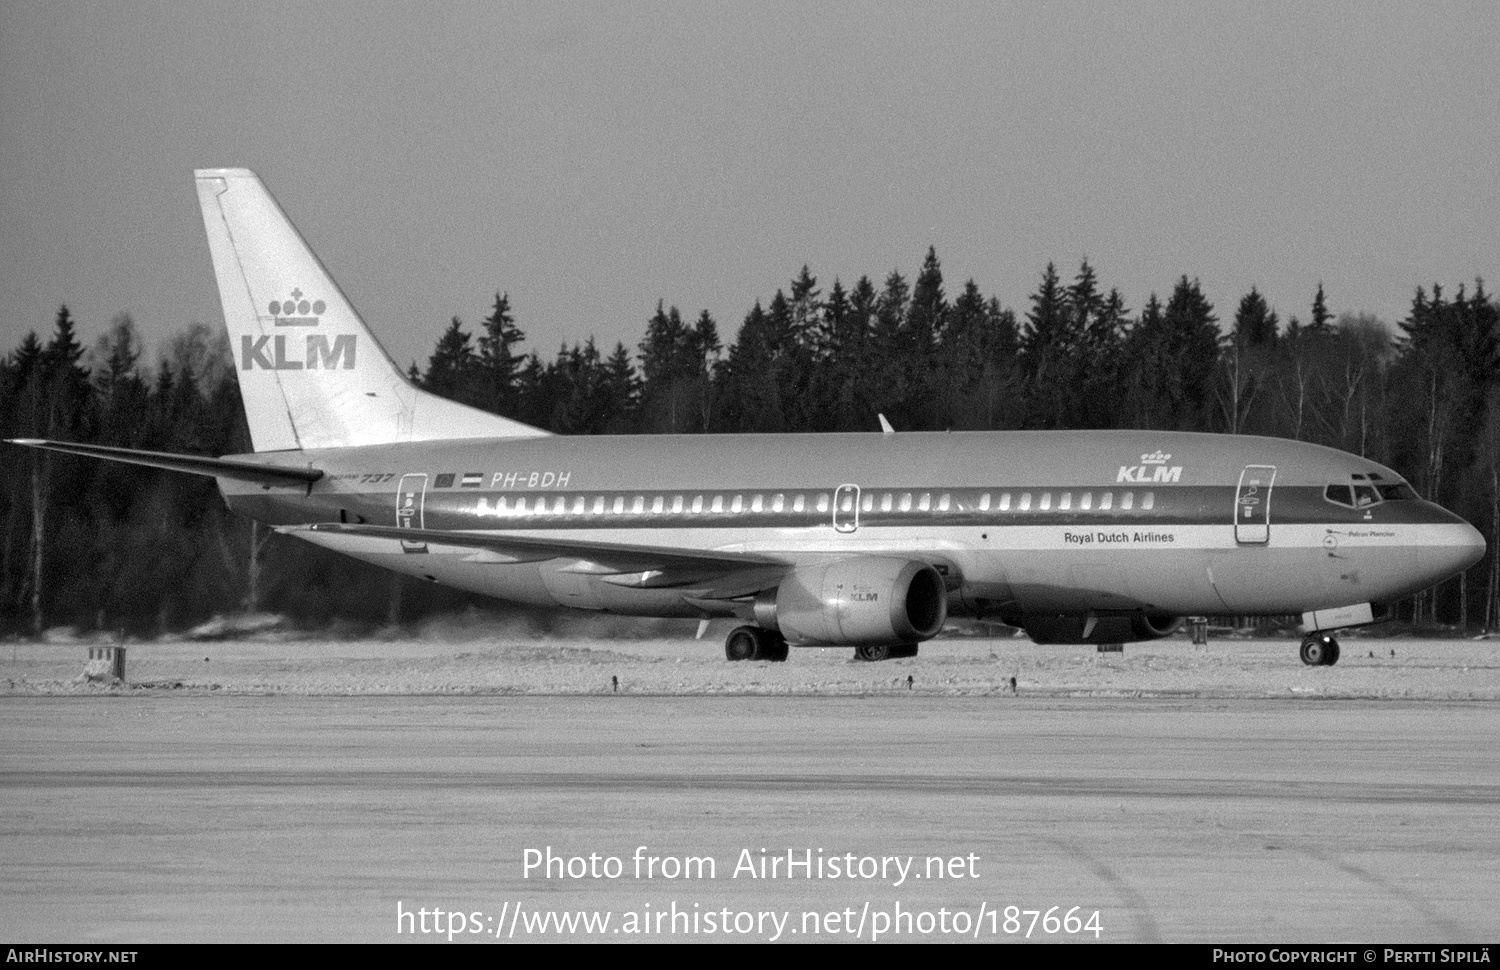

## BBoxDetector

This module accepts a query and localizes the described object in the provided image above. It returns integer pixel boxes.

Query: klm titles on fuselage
[1117,451,1183,484]
[240,290,357,371]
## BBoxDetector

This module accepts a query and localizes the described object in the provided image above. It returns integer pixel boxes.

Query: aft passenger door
[1234,465,1276,544]
[396,473,428,553]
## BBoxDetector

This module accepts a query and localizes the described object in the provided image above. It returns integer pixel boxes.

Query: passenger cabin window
[980,493,992,511]
[1120,492,1134,510]
[1019,493,1032,511]
[1080,492,1092,510]
[1142,491,1154,510]
[772,494,785,512]
[881,493,894,512]
[938,493,951,512]
[918,493,931,512]
[816,494,830,513]
[631,496,644,514]
[793,495,806,513]
[1039,493,1052,511]
[1058,492,1071,511]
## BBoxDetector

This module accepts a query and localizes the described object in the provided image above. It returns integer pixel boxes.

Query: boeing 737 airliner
[8,170,1487,665]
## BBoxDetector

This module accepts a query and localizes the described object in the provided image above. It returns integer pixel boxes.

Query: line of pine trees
[3,248,1497,635]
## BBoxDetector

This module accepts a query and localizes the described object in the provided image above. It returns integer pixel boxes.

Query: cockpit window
[1324,484,1354,507]
[1378,482,1419,501]
[1326,476,1418,508]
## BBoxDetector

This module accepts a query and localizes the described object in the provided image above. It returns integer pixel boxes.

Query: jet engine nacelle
[756,557,947,647]
[1020,612,1183,645]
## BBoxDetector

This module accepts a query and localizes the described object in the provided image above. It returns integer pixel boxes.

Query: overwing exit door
[833,484,860,533]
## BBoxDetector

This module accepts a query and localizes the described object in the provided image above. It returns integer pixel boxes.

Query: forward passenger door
[1234,466,1276,544]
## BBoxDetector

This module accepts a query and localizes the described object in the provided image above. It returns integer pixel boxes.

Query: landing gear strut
[724,625,789,662]
[853,644,918,662]
[1299,634,1341,666]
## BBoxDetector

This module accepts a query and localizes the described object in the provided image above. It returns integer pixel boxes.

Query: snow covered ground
[4,628,1499,699]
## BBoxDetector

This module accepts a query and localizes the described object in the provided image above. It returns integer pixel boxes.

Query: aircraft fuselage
[220,428,1482,628]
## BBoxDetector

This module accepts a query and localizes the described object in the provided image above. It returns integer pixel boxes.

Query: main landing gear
[853,644,919,662]
[1300,633,1341,666]
[724,625,789,662]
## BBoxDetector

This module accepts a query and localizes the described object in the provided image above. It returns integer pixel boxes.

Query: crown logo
[1141,451,1171,465]
[268,288,325,326]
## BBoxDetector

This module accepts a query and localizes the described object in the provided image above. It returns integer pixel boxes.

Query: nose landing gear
[1299,634,1341,666]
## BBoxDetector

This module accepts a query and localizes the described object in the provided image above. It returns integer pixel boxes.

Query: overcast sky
[3,1,1497,374]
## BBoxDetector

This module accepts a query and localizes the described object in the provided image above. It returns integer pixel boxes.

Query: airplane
[6,169,1487,666]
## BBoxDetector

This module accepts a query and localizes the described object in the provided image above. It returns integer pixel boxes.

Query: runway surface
[4,688,1499,942]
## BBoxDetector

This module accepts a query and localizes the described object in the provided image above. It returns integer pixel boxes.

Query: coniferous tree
[423,317,482,406]
[1020,263,1076,428]
[638,302,699,433]
[818,276,878,431]
[788,266,821,349]
[42,306,92,439]
[907,247,947,350]
[599,342,641,432]
[478,292,526,416]
[689,310,722,432]
[864,270,915,426]
[717,301,785,432]
[1219,288,1279,435]
[1308,283,1334,340]
[1156,276,1222,428]
[1234,287,1279,347]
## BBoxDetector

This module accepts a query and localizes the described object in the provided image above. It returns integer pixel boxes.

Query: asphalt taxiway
[3,661,1499,942]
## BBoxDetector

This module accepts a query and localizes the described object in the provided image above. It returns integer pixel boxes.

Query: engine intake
[757,557,947,646]
[1020,612,1183,645]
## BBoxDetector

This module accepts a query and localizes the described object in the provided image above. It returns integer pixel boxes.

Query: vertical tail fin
[194,168,548,451]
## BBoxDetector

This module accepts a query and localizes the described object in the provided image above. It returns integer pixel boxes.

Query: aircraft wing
[298,522,793,599]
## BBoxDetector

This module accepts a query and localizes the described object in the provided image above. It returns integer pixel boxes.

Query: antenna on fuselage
[878,414,895,435]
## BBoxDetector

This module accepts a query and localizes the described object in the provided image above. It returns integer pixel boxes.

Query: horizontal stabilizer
[299,523,790,597]
[5,439,323,487]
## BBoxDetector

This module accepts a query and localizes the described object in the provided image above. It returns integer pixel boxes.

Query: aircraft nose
[1419,509,1486,582]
